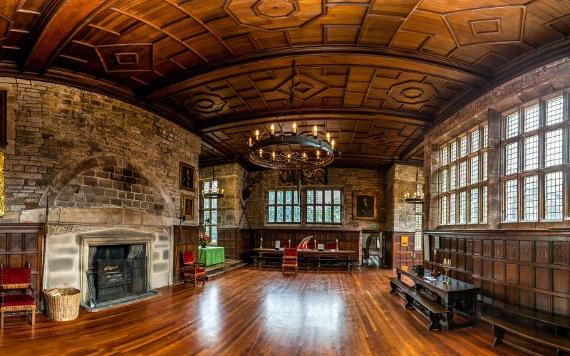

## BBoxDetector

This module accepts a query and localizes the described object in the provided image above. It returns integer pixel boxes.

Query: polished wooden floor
[0,267,518,356]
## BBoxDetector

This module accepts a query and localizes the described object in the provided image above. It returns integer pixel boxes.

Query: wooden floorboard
[0,267,518,356]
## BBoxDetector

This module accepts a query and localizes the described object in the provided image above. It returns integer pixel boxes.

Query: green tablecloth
[199,246,225,266]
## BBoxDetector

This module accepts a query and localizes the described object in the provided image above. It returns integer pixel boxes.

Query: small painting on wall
[179,162,195,191]
[353,192,377,220]
[180,194,194,220]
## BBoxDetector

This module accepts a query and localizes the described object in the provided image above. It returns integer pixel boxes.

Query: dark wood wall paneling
[173,225,200,283]
[0,224,45,308]
[425,231,570,316]
[254,229,360,262]
[385,231,423,269]
[217,228,252,261]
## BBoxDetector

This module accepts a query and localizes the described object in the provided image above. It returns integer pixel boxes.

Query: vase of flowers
[198,231,211,249]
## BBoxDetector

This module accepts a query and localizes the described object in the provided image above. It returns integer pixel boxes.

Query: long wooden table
[252,248,357,271]
[394,267,478,330]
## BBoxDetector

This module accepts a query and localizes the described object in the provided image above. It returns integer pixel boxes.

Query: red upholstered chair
[0,263,36,328]
[282,248,298,274]
[181,251,206,286]
[325,242,338,251]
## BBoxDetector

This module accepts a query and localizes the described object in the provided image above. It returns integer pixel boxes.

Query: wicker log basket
[44,287,81,322]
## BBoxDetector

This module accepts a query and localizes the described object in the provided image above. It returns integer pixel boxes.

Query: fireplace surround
[44,223,172,310]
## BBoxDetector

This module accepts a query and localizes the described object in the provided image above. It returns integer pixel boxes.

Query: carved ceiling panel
[205,118,425,166]
[161,61,475,125]
[0,0,50,64]
[0,0,567,167]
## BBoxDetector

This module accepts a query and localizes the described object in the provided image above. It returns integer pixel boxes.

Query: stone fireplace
[44,221,173,310]
[80,231,154,308]
[87,244,148,305]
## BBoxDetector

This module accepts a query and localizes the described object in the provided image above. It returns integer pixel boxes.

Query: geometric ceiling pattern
[0,0,569,167]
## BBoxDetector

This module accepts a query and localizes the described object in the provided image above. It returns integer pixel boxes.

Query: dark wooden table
[396,267,478,330]
[252,248,357,271]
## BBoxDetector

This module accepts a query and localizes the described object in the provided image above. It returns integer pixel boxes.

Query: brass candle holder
[442,258,452,284]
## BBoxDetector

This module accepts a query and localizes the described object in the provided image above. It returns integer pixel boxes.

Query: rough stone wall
[0,77,201,223]
[199,162,248,228]
[56,159,166,215]
[385,164,424,233]
[246,167,387,230]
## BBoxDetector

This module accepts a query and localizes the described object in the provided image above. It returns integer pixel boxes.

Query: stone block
[153,262,168,273]
[48,258,74,272]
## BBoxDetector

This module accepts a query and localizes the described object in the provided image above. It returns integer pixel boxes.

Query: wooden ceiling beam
[22,0,110,73]
[198,109,431,133]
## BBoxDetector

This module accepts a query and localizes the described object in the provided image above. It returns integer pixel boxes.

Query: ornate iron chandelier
[245,64,336,170]
[404,165,424,205]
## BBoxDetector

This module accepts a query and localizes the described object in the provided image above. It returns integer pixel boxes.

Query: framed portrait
[179,162,195,191]
[353,192,377,220]
[180,194,194,220]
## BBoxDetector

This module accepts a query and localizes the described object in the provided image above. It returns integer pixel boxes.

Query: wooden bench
[480,315,570,356]
[480,299,570,355]
[390,277,446,331]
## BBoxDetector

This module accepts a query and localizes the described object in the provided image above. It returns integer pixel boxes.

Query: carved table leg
[492,325,504,347]
[390,281,397,295]
[405,294,414,310]
[428,312,442,331]
[445,299,456,331]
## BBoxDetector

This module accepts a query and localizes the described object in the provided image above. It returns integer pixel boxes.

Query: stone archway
[39,154,176,217]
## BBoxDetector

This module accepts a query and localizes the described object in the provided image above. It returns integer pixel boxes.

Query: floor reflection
[263,278,344,340]
[198,284,222,343]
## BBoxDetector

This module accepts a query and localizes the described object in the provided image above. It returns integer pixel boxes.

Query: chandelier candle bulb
[313,125,317,137]
[248,137,253,147]
[292,122,297,133]
[270,124,275,135]
[316,150,320,159]
[255,130,259,140]
[331,139,335,150]
[272,151,276,160]
[259,148,263,157]
[326,132,330,141]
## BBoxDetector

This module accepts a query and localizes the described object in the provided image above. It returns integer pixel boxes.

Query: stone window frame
[202,180,219,245]
[438,123,489,226]
[263,187,344,225]
[499,90,570,223]
[305,188,343,225]
[266,189,301,224]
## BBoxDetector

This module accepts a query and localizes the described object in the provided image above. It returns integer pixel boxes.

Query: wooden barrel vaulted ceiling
[1,0,569,167]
